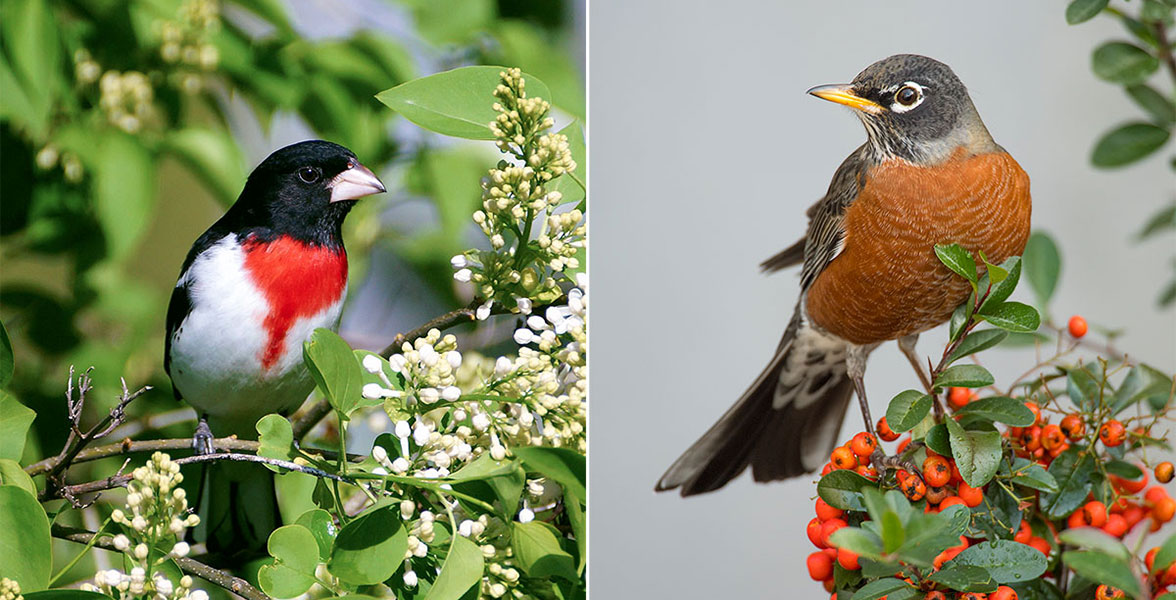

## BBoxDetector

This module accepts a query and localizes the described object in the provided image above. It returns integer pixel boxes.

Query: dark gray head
[807,54,997,164]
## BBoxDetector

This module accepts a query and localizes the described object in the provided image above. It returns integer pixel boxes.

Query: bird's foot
[868,448,920,477]
[193,419,215,455]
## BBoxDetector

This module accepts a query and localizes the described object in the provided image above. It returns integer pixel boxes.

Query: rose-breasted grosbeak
[165,140,385,556]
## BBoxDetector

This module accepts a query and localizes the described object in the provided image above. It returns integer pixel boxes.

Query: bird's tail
[195,459,280,559]
[656,313,855,496]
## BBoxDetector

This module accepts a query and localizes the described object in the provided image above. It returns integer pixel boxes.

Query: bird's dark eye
[895,85,920,106]
[298,167,321,184]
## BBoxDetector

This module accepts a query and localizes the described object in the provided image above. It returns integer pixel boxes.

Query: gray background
[590,1,1176,598]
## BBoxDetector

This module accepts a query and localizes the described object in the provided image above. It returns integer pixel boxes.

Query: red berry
[1152,497,1176,523]
[1157,461,1174,484]
[1099,420,1125,447]
[820,518,847,548]
[923,455,952,488]
[1027,536,1051,557]
[990,585,1018,600]
[1068,315,1088,338]
[849,432,877,457]
[807,551,834,581]
[876,416,900,442]
[830,446,858,470]
[924,592,947,600]
[1095,584,1125,600]
[1102,513,1128,537]
[1040,424,1065,452]
[836,547,860,570]
[815,498,843,522]
[807,517,825,548]
[1082,501,1108,528]
[958,482,984,507]
[947,386,974,409]
[1060,414,1085,440]
[902,475,927,501]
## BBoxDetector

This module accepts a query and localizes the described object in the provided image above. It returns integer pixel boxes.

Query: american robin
[656,54,1031,496]
[166,140,385,554]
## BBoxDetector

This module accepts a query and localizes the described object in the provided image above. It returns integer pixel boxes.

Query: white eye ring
[890,82,925,113]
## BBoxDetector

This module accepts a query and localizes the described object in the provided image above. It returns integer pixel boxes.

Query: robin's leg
[193,416,215,455]
[897,334,944,419]
[847,345,919,475]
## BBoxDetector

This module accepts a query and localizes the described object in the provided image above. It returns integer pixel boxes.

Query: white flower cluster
[97,70,154,134]
[157,0,221,94]
[453,68,582,315]
[0,577,21,600]
[83,452,205,600]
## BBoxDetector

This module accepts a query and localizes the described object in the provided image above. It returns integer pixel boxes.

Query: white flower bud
[453,268,472,282]
[516,297,533,314]
[395,421,411,439]
[518,507,535,523]
[441,386,461,401]
[362,383,385,399]
[419,387,440,404]
[450,254,468,269]
[400,500,415,520]
[491,445,506,461]
[391,457,410,474]
[472,413,491,431]
[513,328,534,345]
[446,351,462,369]
[476,301,493,320]
[403,569,418,587]
[112,534,130,551]
[133,543,149,559]
[458,520,473,537]
[372,445,388,463]
[171,541,190,557]
[362,354,383,374]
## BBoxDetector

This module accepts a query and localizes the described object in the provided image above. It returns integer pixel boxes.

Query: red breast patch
[242,235,347,370]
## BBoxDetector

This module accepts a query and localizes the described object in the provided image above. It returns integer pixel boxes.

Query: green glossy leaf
[0,319,12,388]
[258,525,319,598]
[1022,231,1061,305]
[2,0,59,137]
[817,469,873,511]
[951,539,1048,584]
[956,397,1036,427]
[95,133,156,259]
[295,509,337,562]
[256,414,294,470]
[0,459,35,496]
[1111,364,1171,415]
[328,506,407,585]
[1154,533,1176,572]
[934,364,995,389]
[1066,365,1102,411]
[886,390,932,433]
[978,257,1021,313]
[925,423,953,457]
[1092,42,1160,84]
[449,453,526,518]
[829,527,884,560]
[512,521,576,581]
[946,329,1009,365]
[853,577,912,600]
[423,533,484,600]
[512,446,585,501]
[1066,0,1109,23]
[949,300,970,341]
[928,563,997,592]
[945,418,1001,487]
[1058,527,1131,561]
[1092,122,1171,167]
[0,391,35,461]
[303,328,364,418]
[376,66,550,140]
[1063,551,1142,598]
[1012,462,1060,493]
[0,485,51,591]
[935,243,977,283]
[977,301,1041,333]
[1126,84,1176,126]
[881,510,905,554]
[1041,449,1094,518]
[1139,203,1176,240]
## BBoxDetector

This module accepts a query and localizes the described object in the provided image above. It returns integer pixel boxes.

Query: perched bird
[165,140,385,553]
[657,55,1032,496]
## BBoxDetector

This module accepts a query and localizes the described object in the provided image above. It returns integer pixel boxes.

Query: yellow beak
[807,84,883,114]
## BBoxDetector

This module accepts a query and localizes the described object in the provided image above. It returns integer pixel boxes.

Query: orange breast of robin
[805,150,1031,345]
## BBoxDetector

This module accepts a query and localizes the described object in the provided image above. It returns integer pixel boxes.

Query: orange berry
[1110,469,1148,494]
[815,498,843,522]
[924,592,947,600]
[1040,424,1065,452]
[1147,546,1160,572]
[836,547,860,570]
[1025,402,1042,426]
[820,518,847,548]
[850,432,877,457]
[1157,461,1174,484]
[948,386,975,409]
[1027,536,1051,557]
[902,475,927,501]
[1146,485,1170,505]
[1102,513,1128,537]
[822,579,834,593]
[1014,520,1032,544]
[958,592,988,600]
[897,436,912,454]
[1060,414,1085,440]
[1082,501,1108,528]
[807,551,834,581]
[933,545,964,569]
[923,455,952,488]
[990,586,1018,600]
[821,463,833,476]
[1020,426,1042,452]
[876,416,900,442]
[1095,584,1125,600]
[830,446,858,470]
[958,482,984,507]
[1068,315,1088,338]
[924,484,949,505]
[807,518,825,548]
[1152,497,1176,523]
[1099,420,1125,447]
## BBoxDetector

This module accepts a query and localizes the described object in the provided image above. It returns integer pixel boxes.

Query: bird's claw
[868,448,920,477]
[193,419,215,455]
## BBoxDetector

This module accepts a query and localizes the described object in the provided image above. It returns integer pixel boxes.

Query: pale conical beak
[807,84,883,115]
[330,161,386,203]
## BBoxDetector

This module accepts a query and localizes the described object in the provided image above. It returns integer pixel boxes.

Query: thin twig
[1153,21,1176,84]
[51,525,269,600]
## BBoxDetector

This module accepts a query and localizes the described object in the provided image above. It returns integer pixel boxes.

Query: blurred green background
[0,0,584,481]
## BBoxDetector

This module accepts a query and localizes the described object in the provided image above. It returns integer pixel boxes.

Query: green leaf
[95,134,156,260]
[935,243,978,284]
[934,364,996,389]
[881,510,906,554]
[1058,527,1131,561]
[0,485,51,591]
[1012,462,1060,493]
[256,414,295,470]
[1092,42,1160,84]
[376,66,551,140]
[1091,122,1171,167]
[928,563,997,592]
[1066,0,1109,23]
[423,533,484,600]
[853,577,912,600]
[951,539,1048,584]
[829,527,884,560]
[1063,551,1142,598]
[512,521,576,581]
[258,525,320,599]
[303,328,364,418]
[512,446,585,501]
[1040,449,1094,518]
[1022,232,1061,306]
[1111,364,1171,415]
[1126,84,1176,127]
[294,509,337,562]
[925,423,953,457]
[1139,203,1176,240]
[946,329,1009,365]
[0,459,36,496]
[22,592,110,600]
[977,302,1041,333]
[817,469,873,511]
[2,0,60,138]
[0,391,35,461]
[945,418,1002,487]
[1154,533,1176,571]
[886,390,933,433]
[328,506,408,585]
[547,121,586,206]
[977,257,1022,314]
[1066,365,1102,411]
[449,453,526,518]
[0,319,12,388]
[956,397,1036,427]
[164,128,248,207]
[949,301,970,341]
